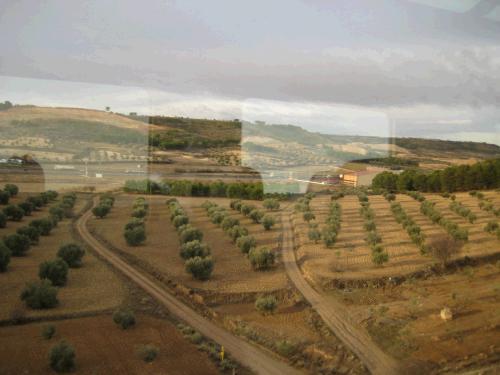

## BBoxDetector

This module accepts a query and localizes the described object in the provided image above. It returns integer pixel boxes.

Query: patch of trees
[124,197,147,246]
[0,100,13,111]
[359,195,389,266]
[168,199,213,280]
[352,156,419,169]
[372,158,500,193]
[388,200,426,253]
[419,200,468,242]
[124,179,264,200]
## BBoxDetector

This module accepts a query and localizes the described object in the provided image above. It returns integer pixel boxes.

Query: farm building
[340,170,380,187]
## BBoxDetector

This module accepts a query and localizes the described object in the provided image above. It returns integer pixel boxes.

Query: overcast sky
[1,0,500,144]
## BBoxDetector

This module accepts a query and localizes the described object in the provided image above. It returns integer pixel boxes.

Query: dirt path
[281,212,399,375]
[76,200,303,375]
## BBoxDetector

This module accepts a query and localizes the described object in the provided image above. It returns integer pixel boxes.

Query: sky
[1,0,500,145]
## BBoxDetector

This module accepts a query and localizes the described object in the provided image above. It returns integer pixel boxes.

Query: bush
[172,214,189,228]
[113,308,136,329]
[308,228,321,243]
[249,247,275,270]
[221,217,239,231]
[42,324,56,340]
[30,218,54,235]
[262,215,276,231]
[92,204,110,218]
[0,190,10,205]
[263,198,280,211]
[57,243,85,268]
[240,204,254,216]
[236,235,257,254]
[131,208,147,218]
[255,295,278,314]
[21,280,58,309]
[49,206,65,221]
[4,184,18,197]
[124,226,146,246]
[49,341,75,373]
[249,209,264,223]
[138,344,159,363]
[485,221,499,233]
[180,240,210,259]
[4,233,31,256]
[0,211,6,228]
[185,256,214,280]
[429,237,461,267]
[0,240,11,272]
[179,226,203,244]
[125,218,144,231]
[18,201,34,216]
[276,340,297,357]
[228,225,248,242]
[39,259,69,286]
[210,211,226,224]
[372,248,389,265]
[322,228,337,248]
[303,211,315,222]
[3,204,24,221]
[27,196,43,210]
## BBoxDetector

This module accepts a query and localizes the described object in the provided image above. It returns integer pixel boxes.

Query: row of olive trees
[419,200,469,242]
[388,200,427,254]
[124,196,147,246]
[358,195,389,266]
[168,199,214,280]
[229,199,276,230]
[203,201,275,270]
[449,201,477,223]
[471,191,500,217]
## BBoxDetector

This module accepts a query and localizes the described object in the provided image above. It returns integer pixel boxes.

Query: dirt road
[76,202,303,375]
[281,212,399,375]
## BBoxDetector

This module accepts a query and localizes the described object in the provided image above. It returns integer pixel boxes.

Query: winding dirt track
[281,212,399,375]
[76,202,302,375]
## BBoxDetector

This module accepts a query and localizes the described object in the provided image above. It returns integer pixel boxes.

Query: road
[281,212,399,375]
[76,202,302,375]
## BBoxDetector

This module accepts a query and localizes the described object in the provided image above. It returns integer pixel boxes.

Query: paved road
[76,202,303,375]
[281,212,399,375]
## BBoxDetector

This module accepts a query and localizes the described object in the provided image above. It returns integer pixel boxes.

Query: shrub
[372,248,389,265]
[39,259,69,286]
[366,231,382,245]
[0,240,11,272]
[4,233,31,256]
[4,184,18,197]
[227,225,248,242]
[303,211,315,223]
[124,226,146,246]
[92,204,110,218]
[49,206,65,221]
[27,196,44,210]
[263,198,280,211]
[249,247,275,270]
[255,295,278,314]
[179,226,203,244]
[57,243,85,268]
[180,240,210,259]
[131,208,147,218]
[173,214,189,228]
[240,204,254,216]
[0,190,10,205]
[0,211,6,228]
[322,228,337,248]
[210,211,226,224]
[249,209,264,223]
[385,193,396,201]
[124,218,144,231]
[49,341,75,373]
[113,308,136,329]
[236,235,257,254]
[308,228,321,243]
[3,204,24,221]
[138,344,159,363]
[21,280,58,309]
[229,199,242,210]
[262,215,276,231]
[30,218,53,235]
[485,221,499,233]
[221,217,239,231]
[42,324,56,340]
[275,340,297,357]
[18,201,34,216]
[185,256,214,280]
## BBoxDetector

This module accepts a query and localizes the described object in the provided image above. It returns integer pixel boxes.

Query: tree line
[372,158,500,193]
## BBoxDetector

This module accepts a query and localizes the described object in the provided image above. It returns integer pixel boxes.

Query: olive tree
[124,226,146,246]
[4,184,18,197]
[20,280,59,309]
[4,233,30,256]
[255,295,278,314]
[236,235,256,254]
[0,240,11,272]
[249,247,275,270]
[57,243,85,268]
[180,240,210,259]
[3,204,24,221]
[30,218,53,235]
[49,341,75,373]
[262,215,275,231]
[113,308,136,329]
[185,256,214,280]
[39,259,69,286]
